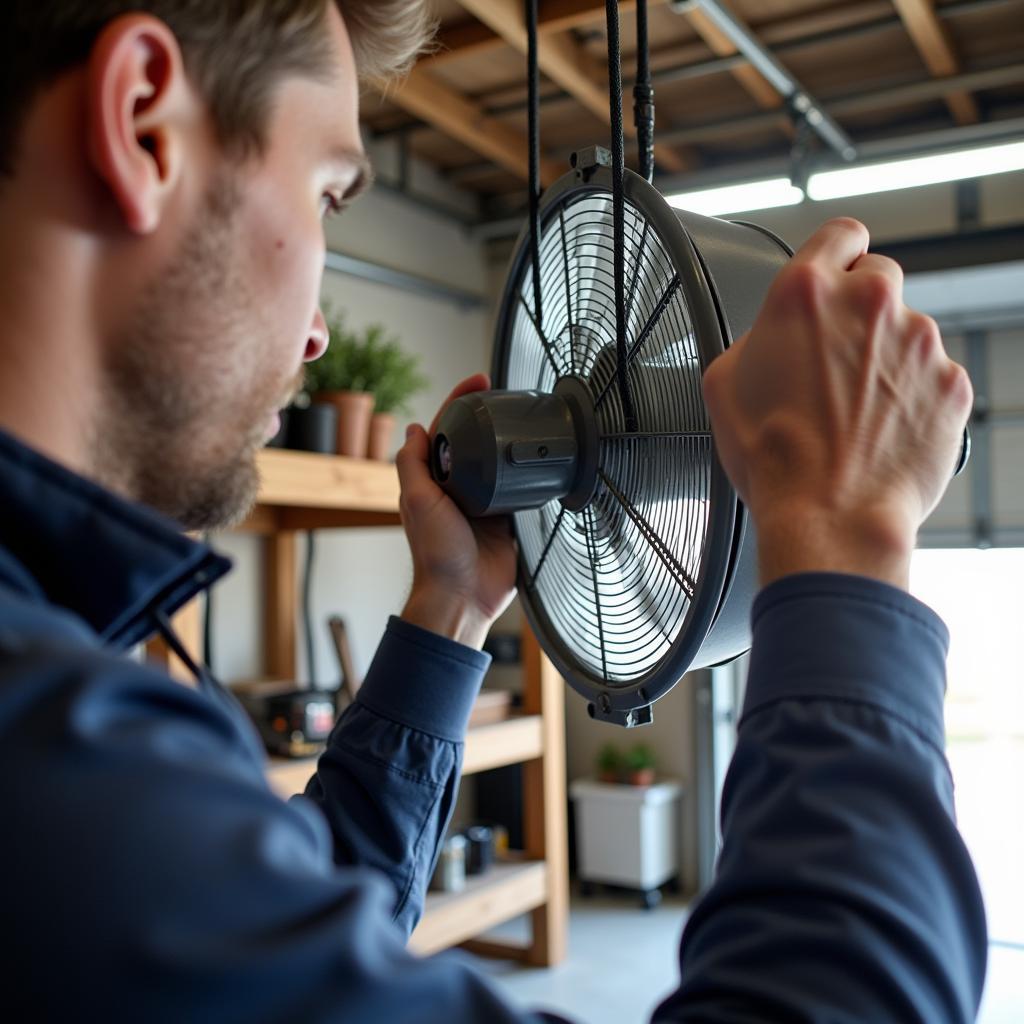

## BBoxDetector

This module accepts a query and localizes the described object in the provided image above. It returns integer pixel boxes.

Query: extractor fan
[431,1,968,727]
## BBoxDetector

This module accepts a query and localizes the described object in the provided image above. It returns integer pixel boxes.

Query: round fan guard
[492,150,792,726]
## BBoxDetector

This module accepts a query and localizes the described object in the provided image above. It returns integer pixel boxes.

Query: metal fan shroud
[493,153,791,725]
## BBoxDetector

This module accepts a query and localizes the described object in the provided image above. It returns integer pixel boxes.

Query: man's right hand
[702,217,973,591]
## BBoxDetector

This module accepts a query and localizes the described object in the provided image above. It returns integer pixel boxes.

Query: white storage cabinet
[570,779,682,909]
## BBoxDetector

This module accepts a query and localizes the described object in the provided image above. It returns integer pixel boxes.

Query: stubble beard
[95,176,288,533]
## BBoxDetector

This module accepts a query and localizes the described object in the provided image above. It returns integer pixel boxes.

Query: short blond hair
[0,1,436,174]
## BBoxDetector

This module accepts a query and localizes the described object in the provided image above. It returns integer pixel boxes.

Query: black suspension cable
[303,531,317,687]
[634,0,655,184]
[606,0,640,433]
[527,0,544,331]
[202,534,214,673]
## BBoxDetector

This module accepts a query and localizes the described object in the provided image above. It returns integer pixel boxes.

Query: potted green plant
[596,743,623,784]
[303,309,375,457]
[625,743,657,787]
[357,325,428,461]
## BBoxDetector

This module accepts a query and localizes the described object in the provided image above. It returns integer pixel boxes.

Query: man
[0,2,985,1022]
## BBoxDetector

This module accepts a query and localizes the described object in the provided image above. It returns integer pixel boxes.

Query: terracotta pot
[368,412,397,461]
[628,769,655,787]
[320,390,374,458]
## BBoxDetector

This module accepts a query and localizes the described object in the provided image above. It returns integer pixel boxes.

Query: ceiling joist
[891,0,980,124]
[388,66,563,185]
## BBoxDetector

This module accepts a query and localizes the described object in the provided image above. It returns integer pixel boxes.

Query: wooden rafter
[431,1,657,65]
[388,66,563,185]
[433,18,498,62]
[453,0,692,174]
[891,0,980,125]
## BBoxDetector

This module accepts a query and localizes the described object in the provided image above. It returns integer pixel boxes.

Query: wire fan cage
[502,187,715,691]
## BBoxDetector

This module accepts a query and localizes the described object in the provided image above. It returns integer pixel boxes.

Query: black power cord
[605,0,640,434]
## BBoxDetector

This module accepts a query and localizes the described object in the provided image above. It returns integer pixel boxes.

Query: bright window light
[665,177,804,217]
[807,140,1024,201]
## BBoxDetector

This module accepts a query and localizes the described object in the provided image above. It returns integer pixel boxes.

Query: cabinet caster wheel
[580,880,596,897]
[641,888,661,911]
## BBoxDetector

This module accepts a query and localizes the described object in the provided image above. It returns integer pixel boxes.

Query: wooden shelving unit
[148,449,569,966]
[267,714,545,798]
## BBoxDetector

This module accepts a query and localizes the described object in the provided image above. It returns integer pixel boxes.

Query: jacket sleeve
[653,572,988,1024]
[300,616,491,936]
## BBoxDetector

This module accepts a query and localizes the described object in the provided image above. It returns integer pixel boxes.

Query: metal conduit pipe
[647,62,1024,150]
[671,0,857,161]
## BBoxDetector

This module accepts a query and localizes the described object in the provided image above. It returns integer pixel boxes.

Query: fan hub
[431,377,602,519]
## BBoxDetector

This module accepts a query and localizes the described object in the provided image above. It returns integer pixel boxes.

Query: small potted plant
[596,743,623,784]
[358,325,428,461]
[303,308,375,457]
[625,743,657,787]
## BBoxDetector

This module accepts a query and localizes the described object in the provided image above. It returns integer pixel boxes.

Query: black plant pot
[286,403,338,455]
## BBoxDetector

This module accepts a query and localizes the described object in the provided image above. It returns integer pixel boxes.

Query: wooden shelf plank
[462,715,544,776]
[254,449,400,514]
[409,860,548,957]
[265,715,546,798]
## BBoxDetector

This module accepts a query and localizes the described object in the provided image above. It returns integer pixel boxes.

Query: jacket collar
[0,428,231,651]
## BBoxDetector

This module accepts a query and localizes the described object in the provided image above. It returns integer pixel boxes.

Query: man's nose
[304,308,329,362]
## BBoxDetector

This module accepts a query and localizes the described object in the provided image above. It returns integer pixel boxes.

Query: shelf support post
[264,531,298,679]
[521,626,569,966]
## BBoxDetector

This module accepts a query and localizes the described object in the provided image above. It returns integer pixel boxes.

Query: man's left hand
[396,374,518,650]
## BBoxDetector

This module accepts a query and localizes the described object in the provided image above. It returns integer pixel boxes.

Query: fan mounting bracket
[569,146,612,182]
[587,699,654,728]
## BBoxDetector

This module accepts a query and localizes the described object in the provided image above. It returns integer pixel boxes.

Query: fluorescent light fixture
[807,140,1024,201]
[666,177,804,216]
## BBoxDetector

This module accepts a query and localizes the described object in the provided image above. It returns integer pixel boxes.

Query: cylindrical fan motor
[433,148,790,726]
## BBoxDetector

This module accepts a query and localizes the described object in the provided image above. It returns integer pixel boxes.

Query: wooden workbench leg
[522,627,569,967]
[264,531,298,680]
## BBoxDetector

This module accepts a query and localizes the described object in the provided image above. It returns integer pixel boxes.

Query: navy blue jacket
[0,426,986,1022]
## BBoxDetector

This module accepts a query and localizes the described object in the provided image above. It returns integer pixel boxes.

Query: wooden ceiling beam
[453,0,693,173]
[538,0,645,35]
[430,2,668,65]
[891,0,980,124]
[388,66,563,186]
[432,19,500,64]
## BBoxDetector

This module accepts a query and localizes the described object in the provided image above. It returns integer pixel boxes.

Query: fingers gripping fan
[434,149,792,727]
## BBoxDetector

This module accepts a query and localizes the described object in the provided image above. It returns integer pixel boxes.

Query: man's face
[98,5,368,531]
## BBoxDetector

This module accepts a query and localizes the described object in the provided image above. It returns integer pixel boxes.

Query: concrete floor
[469,893,690,1023]
[469,891,1024,1023]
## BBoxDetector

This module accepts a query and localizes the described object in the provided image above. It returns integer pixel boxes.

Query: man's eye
[321,194,346,219]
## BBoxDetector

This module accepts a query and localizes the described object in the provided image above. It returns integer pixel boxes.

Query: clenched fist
[703,218,973,590]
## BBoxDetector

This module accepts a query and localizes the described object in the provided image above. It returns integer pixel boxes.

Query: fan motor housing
[432,377,600,517]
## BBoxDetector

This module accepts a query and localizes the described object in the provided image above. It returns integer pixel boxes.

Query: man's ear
[86,15,194,236]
